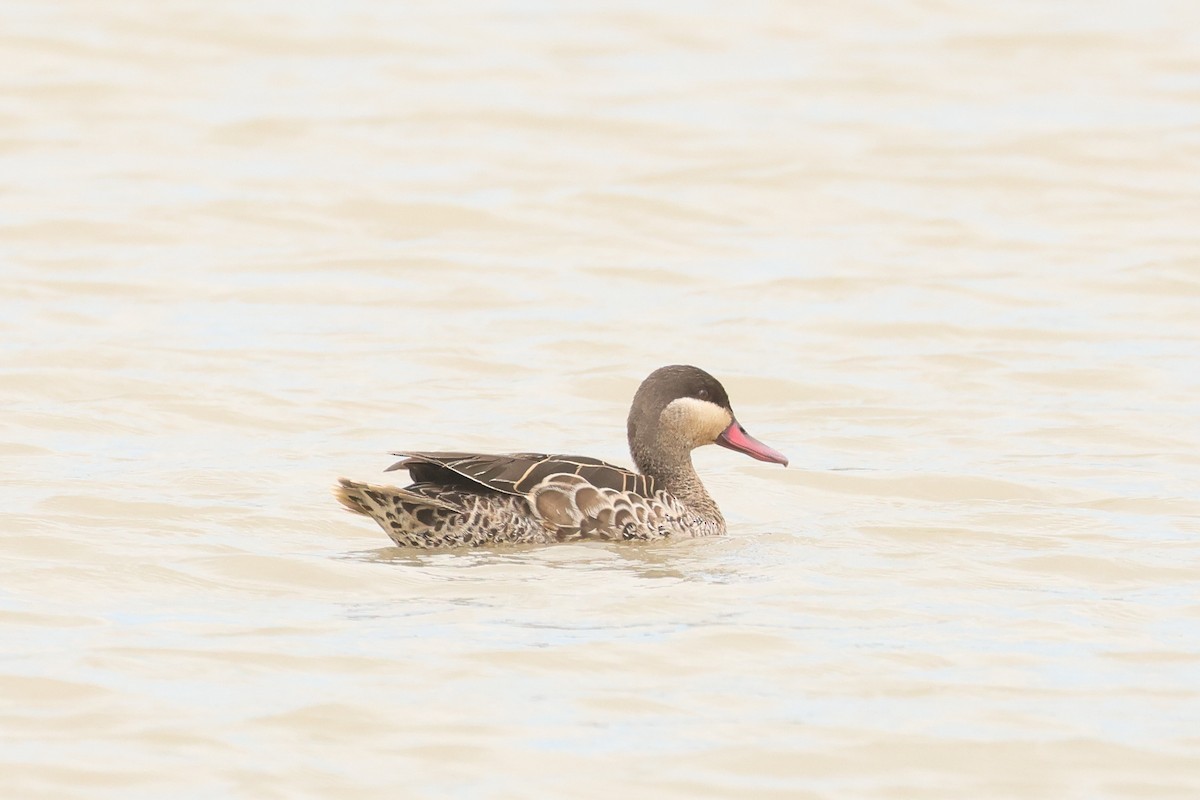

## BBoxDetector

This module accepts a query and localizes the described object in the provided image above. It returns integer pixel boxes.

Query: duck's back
[389,451,656,497]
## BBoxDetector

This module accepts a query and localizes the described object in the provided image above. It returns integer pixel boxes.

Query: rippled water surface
[3,1,1200,797]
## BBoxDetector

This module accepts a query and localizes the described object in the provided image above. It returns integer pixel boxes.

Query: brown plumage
[334,365,788,548]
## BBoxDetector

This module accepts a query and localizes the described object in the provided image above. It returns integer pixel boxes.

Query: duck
[335,364,787,547]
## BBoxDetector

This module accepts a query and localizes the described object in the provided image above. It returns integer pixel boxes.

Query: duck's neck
[635,446,724,526]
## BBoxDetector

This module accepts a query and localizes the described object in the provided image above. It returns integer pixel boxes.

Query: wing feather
[386,451,655,498]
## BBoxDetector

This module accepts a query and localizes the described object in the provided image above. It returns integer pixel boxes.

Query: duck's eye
[697,388,710,401]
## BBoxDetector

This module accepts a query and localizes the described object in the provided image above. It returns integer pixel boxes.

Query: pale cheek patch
[662,397,733,446]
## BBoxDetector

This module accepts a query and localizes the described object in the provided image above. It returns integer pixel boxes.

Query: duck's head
[627,365,788,473]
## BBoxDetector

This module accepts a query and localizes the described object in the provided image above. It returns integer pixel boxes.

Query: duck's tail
[334,478,463,516]
[334,478,373,516]
[334,478,482,547]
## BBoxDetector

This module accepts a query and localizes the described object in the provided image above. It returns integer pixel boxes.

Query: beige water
[3,1,1200,797]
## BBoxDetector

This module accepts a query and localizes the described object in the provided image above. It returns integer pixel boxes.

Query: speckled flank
[335,473,722,548]
[336,479,552,547]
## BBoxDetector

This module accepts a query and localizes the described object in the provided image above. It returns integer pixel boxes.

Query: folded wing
[387,451,656,498]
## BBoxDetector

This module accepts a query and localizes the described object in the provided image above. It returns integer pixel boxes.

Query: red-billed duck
[335,364,787,547]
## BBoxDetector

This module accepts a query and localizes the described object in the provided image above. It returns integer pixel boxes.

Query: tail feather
[334,478,372,516]
[334,478,462,517]
[334,478,478,547]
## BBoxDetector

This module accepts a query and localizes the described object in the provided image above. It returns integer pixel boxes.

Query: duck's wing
[386,451,656,498]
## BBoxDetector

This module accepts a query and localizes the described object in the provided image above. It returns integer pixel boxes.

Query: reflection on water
[2,0,1200,796]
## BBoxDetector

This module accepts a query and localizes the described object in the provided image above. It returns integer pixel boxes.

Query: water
[2,1,1199,797]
